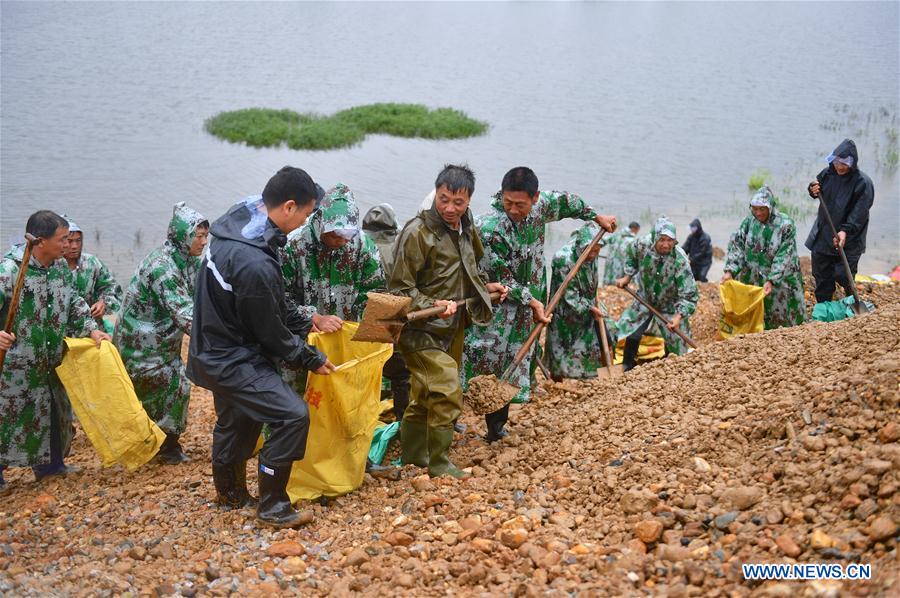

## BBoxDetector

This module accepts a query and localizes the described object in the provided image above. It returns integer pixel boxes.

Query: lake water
[2,1,898,284]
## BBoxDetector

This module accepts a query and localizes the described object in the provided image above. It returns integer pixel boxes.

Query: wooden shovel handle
[621,285,698,349]
[595,298,615,373]
[500,228,607,381]
[404,291,501,322]
[0,233,39,374]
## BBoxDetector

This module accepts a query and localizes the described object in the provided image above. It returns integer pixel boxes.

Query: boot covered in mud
[400,419,428,467]
[213,460,256,509]
[427,425,470,479]
[256,463,311,529]
[157,433,190,464]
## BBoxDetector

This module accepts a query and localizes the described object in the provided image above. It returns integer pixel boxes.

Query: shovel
[352,291,500,344]
[621,286,698,350]
[0,233,39,375]
[594,298,623,379]
[465,228,608,414]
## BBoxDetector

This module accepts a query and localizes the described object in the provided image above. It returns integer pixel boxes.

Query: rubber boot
[400,420,428,467]
[157,433,190,464]
[427,426,470,479]
[484,403,510,443]
[213,461,256,509]
[392,381,410,422]
[622,336,641,372]
[256,464,312,529]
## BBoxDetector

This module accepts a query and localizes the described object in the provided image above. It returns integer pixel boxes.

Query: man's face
[655,235,676,255]
[321,231,351,249]
[41,226,70,261]
[751,206,770,224]
[434,185,470,229]
[834,161,851,176]
[501,190,538,223]
[276,199,317,233]
[65,231,83,260]
[629,226,640,235]
[189,226,209,256]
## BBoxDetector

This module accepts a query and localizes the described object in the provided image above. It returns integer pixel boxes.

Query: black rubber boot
[256,463,312,529]
[157,434,190,464]
[213,461,256,509]
[392,381,410,422]
[622,336,641,372]
[484,403,510,443]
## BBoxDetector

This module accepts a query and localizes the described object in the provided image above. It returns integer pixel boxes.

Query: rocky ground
[1,282,897,597]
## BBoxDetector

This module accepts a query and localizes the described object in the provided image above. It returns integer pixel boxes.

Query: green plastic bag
[368,422,400,465]
[812,296,874,322]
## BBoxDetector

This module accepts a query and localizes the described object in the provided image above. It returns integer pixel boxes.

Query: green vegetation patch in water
[205,103,489,150]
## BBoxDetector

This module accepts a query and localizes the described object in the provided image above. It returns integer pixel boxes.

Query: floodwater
[2,1,898,284]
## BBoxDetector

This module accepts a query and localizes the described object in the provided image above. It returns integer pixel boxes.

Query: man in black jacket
[806,139,875,303]
[188,166,335,529]
[682,218,713,282]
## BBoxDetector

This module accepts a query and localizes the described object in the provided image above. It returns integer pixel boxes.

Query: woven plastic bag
[287,322,392,501]
[55,338,165,471]
[613,335,666,364]
[718,280,765,339]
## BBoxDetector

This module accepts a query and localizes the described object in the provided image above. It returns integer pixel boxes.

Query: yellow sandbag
[718,280,765,339]
[55,338,165,471]
[614,335,665,364]
[287,322,392,502]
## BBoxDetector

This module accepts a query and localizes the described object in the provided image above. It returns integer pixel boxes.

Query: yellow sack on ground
[718,279,765,339]
[288,322,392,502]
[55,338,165,471]
[614,335,665,364]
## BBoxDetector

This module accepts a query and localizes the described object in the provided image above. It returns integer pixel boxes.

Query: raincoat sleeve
[840,176,875,237]
[561,269,594,315]
[724,220,748,274]
[155,268,194,335]
[482,230,534,306]
[539,190,598,225]
[66,294,98,338]
[623,238,641,277]
[354,237,387,317]
[281,244,317,320]
[674,260,700,317]
[766,221,797,285]
[94,258,123,312]
[389,226,442,313]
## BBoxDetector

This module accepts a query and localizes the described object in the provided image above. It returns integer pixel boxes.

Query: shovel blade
[352,292,412,343]
[597,364,625,379]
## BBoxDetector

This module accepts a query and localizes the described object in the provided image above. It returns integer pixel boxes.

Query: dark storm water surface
[2,1,898,283]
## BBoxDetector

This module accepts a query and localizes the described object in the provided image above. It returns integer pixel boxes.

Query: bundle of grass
[205,103,488,150]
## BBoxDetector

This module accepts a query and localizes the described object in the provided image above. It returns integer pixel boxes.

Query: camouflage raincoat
[724,188,808,329]
[114,203,206,435]
[463,190,597,400]
[616,217,699,355]
[62,217,123,327]
[602,229,637,285]
[0,245,97,467]
[545,224,616,379]
[282,184,385,322]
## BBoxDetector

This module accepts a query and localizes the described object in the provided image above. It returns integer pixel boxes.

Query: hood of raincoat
[209,195,288,253]
[651,216,677,242]
[689,218,703,234]
[61,214,82,234]
[308,183,360,242]
[167,202,207,256]
[749,186,780,223]
[362,203,399,234]
[570,222,600,254]
[827,138,859,172]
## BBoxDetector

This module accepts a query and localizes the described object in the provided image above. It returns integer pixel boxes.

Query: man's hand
[833,231,846,249]
[808,181,821,198]
[528,298,552,324]
[312,313,343,333]
[90,299,106,318]
[0,331,15,350]
[90,330,111,348]
[595,214,617,233]
[721,272,733,283]
[667,314,683,331]
[485,282,509,303]
[616,274,632,289]
[314,360,337,376]
[589,306,604,321]
[434,299,458,319]
[763,281,773,296]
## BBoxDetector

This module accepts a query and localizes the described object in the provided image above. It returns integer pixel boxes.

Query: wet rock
[878,422,900,444]
[721,487,763,511]
[867,516,897,542]
[499,528,528,549]
[346,548,369,567]
[714,512,739,530]
[267,541,305,558]
[634,520,663,544]
[620,490,659,514]
[863,459,892,476]
[810,529,835,550]
[775,534,802,558]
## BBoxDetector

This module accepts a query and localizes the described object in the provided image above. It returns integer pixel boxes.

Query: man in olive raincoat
[546,223,616,380]
[389,164,507,478]
[0,211,109,493]
[114,202,208,464]
[61,215,123,333]
[463,166,615,442]
[723,186,807,329]
[616,216,699,370]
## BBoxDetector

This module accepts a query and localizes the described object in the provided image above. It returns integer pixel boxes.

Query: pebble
[634,520,663,543]
[775,534,802,558]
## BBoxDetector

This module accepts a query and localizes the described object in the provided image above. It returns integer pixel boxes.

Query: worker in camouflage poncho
[546,224,617,380]
[114,202,208,464]
[0,211,108,492]
[61,215,122,333]
[616,216,699,369]
[723,186,808,329]
[463,167,616,442]
[601,221,640,286]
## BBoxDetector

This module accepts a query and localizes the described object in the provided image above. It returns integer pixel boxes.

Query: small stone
[620,490,659,514]
[385,532,413,547]
[766,509,784,525]
[395,573,415,588]
[281,556,306,575]
[878,422,900,444]
[656,544,691,561]
[548,512,575,528]
[129,546,147,560]
[411,475,436,492]
[775,534,802,557]
[802,434,826,451]
[33,493,57,514]
[867,516,897,541]
[470,538,494,553]
[863,459,892,476]
[499,528,528,549]
[714,511,739,530]
[634,520,663,543]
[267,541,305,558]
[204,566,220,581]
[624,539,647,554]
[346,548,369,567]
[459,516,481,531]
[692,457,711,473]
[841,494,862,509]
[855,499,878,521]
[810,529,835,550]
[681,521,704,537]
[721,487,763,510]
